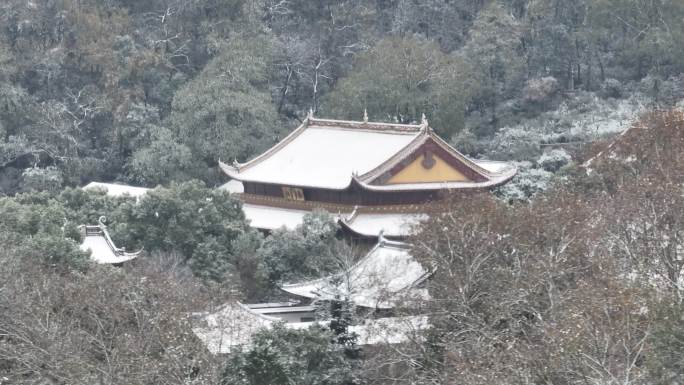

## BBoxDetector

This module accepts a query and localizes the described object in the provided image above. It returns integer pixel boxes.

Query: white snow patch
[192,301,430,354]
[282,241,429,309]
[82,182,150,199]
[232,126,420,189]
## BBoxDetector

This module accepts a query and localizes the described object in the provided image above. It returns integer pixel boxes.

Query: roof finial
[232,158,241,170]
[378,229,386,245]
[308,108,314,119]
[421,113,428,126]
[363,108,368,123]
[98,216,107,228]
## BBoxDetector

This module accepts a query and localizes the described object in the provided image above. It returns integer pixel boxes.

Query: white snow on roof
[82,182,150,198]
[192,301,429,354]
[191,302,277,354]
[219,180,244,194]
[249,305,316,315]
[281,241,429,309]
[80,231,139,264]
[242,204,312,231]
[473,160,512,174]
[343,213,427,238]
[233,126,420,189]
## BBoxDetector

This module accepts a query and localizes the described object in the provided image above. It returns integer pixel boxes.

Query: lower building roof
[339,207,427,238]
[242,203,328,231]
[191,301,429,354]
[82,182,150,198]
[79,218,142,264]
[281,239,430,309]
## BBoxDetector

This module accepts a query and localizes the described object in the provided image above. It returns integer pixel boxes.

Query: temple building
[79,216,142,265]
[281,236,430,309]
[220,112,516,239]
[191,236,431,353]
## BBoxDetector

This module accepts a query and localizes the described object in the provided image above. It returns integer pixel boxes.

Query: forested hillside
[0,0,682,195]
[1,1,683,384]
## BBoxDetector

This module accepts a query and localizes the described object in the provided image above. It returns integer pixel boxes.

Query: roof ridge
[224,116,312,173]
[309,116,422,132]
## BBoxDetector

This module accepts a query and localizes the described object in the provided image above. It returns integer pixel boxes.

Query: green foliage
[0,194,87,270]
[20,166,63,192]
[257,210,340,283]
[325,37,470,137]
[119,180,246,259]
[169,36,281,165]
[126,126,198,186]
[461,2,525,132]
[0,182,251,281]
[230,228,268,300]
[648,299,684,384]
[222,324,356,385]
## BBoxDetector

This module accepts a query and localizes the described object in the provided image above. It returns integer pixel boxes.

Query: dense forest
[0,0,683,384]
[0,0,682,195]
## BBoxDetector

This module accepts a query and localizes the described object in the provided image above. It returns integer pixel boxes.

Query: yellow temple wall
[386,154,470,184]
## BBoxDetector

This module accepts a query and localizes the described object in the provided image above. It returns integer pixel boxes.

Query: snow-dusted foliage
[536,148,572,172]
[481,91,645,162]
[522,76,559,104]
[300,209,338,239]
[494,161,553,202]
[600,78,623,98]
[21,166,63,192]
[488,127,542,161]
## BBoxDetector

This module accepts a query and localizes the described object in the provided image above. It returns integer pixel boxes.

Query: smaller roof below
[281,239,430,309]
[192,302,276,354]
[340,210,427,238]
[242,203,331,231]
[79,221,141,264]
[219,180,244,194]
[192,301,429,354]
[472,160,514,174]
[82,182,150,198]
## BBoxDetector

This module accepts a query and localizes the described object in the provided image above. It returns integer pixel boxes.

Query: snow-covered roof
[82,182,150,198]
[222,121,421,189]
[242,203,335,231]
[79,217,141,264]
[192,302,278,354]
[218,180,244,194]
[191,301,429,354]
[472,160,513,174]
[339,208,427,238]
[281,239,430,309]
[220,114,517,192]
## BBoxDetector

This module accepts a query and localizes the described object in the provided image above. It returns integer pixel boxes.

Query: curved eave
[236,301,282,322]
[110,251,141,264]
[280,240,416,309]
[219,159,354,190]
[337,218,383,239]
[337,213,425,239]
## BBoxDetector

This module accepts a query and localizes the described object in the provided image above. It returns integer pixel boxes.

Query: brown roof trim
[352,170,516,192]
[239,193,432,214]
[359,130,492,184]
